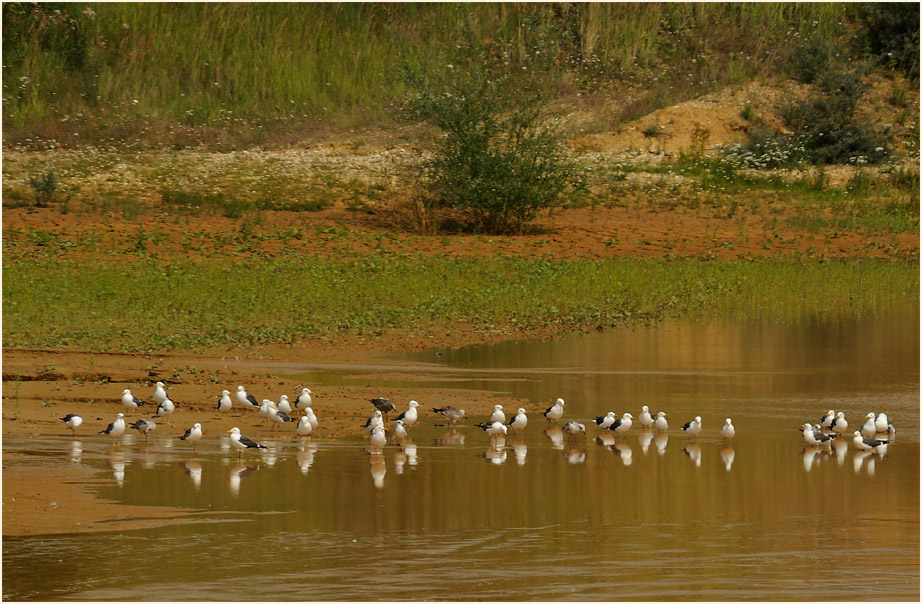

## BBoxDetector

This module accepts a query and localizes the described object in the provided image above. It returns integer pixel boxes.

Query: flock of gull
[57,382,898,468]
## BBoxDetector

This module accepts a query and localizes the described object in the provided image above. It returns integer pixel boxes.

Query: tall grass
[3,3,853,142]
[3,255,916,352]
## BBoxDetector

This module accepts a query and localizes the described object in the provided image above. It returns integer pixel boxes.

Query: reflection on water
[3,316,919,601]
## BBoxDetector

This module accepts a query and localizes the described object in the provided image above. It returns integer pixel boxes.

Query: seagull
[720,418,736,442]
[432,406,467,425]
[258,399,276,425]
[277,395,293,416]
[179,422,203,449]
[594,412,617,430]
[654,411,669,433]
[295,388,313,411]
[268,406,294,430]
[61,414,83,437]
[296,414,313,438]
[217,390,233,412]
[155,397,175,424]
[820,409,836,430]
[100,413,127,440]
[609,412,633,437]
[477,421,508,443]
[227,427,267,456]
[638,406,654,429]
[364,410,384,431]
[370,397,396,420]
[852,431,887,453]
[395,400,420,427]
[860,413,877,437]
[561,421,586,438]
[489,405,506,424]
[151,381,168,405]
[369,425,387,449]
[304,406,319,430]
[874,412,893,434]
[830,411,848,435]
[130,418,157,440]
[508,408,528,433]
[235,386,259,410]
[802,423,834,447]
[121,389,146,410]
[392,419,408,441]
[543,398,565,423]
[682,416,702,439]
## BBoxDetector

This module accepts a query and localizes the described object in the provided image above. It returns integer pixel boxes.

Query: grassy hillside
[3,2,866,148]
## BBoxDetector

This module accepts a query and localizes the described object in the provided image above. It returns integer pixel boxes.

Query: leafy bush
[855,3,920,81]
[402,17,585,234]
[28,172,58,207]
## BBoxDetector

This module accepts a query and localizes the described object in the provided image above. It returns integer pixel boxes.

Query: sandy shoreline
[2,343,535,537]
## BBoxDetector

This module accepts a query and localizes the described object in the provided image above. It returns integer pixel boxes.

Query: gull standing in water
[562,421,586,439]
[100,413,127,441]
[508,408,528,433]
[61,414,83,437]
[638,406,654,430]
[543,398,566,423]
[432,406,467,425]
[654,412,669,433]
[853,431,888,453]
[395,400,420,428]
[682,416,702,439]
[802,423,834,447]
[180,422,203,450]
[235,386,259,410]
[720,418,736,443]
[130,418,157,440]
[121,389,146,411]
[477,421,508,443]
[874,412,893,434]
[820,409,836,430]
[296,414,313,438]
[860,413,877,437]
[609,412,633,437]
[369,425,387,449]
[489,405,506,424]
[227,427,267,456]
[830,411,848,436]
[594,411,616,430]
[392,419,408,442]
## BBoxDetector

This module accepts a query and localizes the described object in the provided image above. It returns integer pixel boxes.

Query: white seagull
[594,411,617,430]
[296,414,313,438]
[802,423,834,447]
[180,423,203,449]
[227,427,267,455]
[295,388,313,411]
[217,390,233,412]
[100,413,127,439]
[820,409,836,430]
[720,418,736,442]
[277,395,293,416]
[152,381,168,405]
[395,400,420,427]
[682,416,702,439]
[852,431,887,453]
[369,425,387,449]
[609,412,633,437]
[61,414,83,436]
[860,413,877,437]
[830,411,848,435]
[489,404,506,424]
[130,417,157,440]
[304,406,319,430]
[121,388,146,410]
[508,408,528,433]
[543,398,566,423]
[874,412,893,434]
[269,406,294,429]
[235,386,259,410]
[477,420,508,442]
[561,421,586,438]
[258,399,274,423]
[364,409,384,431]
[392,419,409,441]
[638,406,654,429]
[155,397,176,424]
[654,412,669,433]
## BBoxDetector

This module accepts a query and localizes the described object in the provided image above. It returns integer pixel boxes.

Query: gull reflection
[394,449,407,474]
[109,451,126,487]
[833,438,848,466]
[864,453,876,476]
[853,451,872,475]
[434,429,464,447]
[483,440,507,465]
[122,433,136,447]
[229,464,257,496]
[614,442,633,466]
[70,440,82,464]
[261,443,278,467]
[594,433,616,448]
[720,445,735,472]
[513,440,527,466]
[682,443,701,468]
[638,431,653,454]
[184,460,202,490]
[545,426,564,450]
[140,448,157,470]
[219,436,231,452]
[297,442,318,476]
[654,433,668,456]
[369,455,386,489]
[402,441,418,467]
[564,446,586,465]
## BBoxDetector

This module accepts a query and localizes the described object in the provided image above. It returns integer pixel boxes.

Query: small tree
[402,19,584,234]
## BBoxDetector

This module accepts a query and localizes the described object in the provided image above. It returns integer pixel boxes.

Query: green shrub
[28,172,57,207]
[402,17,585,234]
[855,3,920,81]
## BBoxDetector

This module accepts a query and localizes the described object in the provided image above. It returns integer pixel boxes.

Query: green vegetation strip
[3,255,917,352]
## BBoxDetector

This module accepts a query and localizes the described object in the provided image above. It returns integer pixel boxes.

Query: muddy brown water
[3,316,919,601]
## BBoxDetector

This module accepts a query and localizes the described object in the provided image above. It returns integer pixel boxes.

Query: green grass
[3,254,917,352]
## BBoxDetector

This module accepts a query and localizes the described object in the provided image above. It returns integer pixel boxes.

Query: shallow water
[3,316,919,601]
